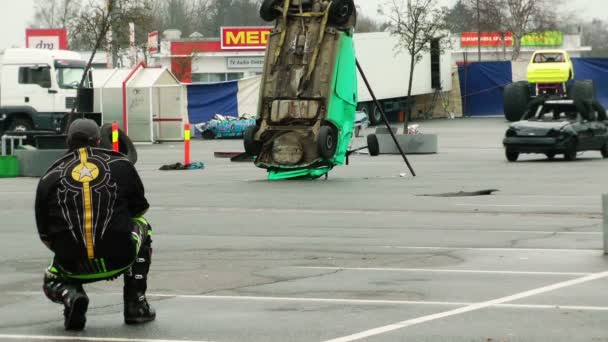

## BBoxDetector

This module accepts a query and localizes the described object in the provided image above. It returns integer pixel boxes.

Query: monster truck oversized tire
[503,81,530,122]
[591,100,607,121]
[100,124,138,164]
[568,80,595,103]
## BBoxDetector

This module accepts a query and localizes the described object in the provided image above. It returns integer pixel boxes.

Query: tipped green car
[244,0,357,180]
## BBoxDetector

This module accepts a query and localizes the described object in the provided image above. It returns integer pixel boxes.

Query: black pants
[43,219,152,303]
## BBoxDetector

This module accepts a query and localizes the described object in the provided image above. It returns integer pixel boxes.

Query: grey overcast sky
[0,0,607,51]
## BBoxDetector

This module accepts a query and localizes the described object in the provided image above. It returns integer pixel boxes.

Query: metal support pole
[356,59,416,177]
[1,136,6,156]
[603,194,608,255]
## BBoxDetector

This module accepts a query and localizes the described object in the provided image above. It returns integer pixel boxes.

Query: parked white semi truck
[354,32,452,125]
[0,48,90,133]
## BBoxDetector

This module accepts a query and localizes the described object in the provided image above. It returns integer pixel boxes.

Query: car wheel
[328,0,355,26]
[564,149,577,161]
[601,143,608,158]
[318,125,338,159]
[244,126,262,156]
[369,105,383,126]
[367,134,380,157]
[546,153,555,160]
[8,118,33,132]
[260,0,281,21]
[505,149,519,162]
[354,126,361,137]
[202,130,216,140]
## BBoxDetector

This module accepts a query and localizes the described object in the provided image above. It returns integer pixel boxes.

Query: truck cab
[0,48,89,133]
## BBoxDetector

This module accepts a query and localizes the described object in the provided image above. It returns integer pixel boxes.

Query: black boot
[124,228,155,325]
[63,285,89,331]
[124,293,156,324]
[43,271,89,331]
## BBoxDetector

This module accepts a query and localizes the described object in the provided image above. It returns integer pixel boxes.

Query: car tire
[564,139,578,161]
[354,126,361,138]
[318,125,338,159]
[99,124,138,164]
[328,0,355,26]
[244,126,262,156]
[505,149,519,162]
[260,0,281,22]
[546,153,555,160]
[367,134,380,157]
[369,104,383,126]
[503,81,530,122]
[601,144,608,158]
[8,117,33,132]
[568,80,595,103]
[202,130,216,140]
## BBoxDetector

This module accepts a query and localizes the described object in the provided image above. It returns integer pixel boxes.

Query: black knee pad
[43,271,65,304]
[43,270,84,304]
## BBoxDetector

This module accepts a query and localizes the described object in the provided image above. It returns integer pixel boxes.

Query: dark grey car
[503,99,608,161]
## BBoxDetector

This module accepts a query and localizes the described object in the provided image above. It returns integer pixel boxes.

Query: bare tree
[356,14,388,33]
[31,0,77,29]
[467,0,560,60]
[382,0,447,124]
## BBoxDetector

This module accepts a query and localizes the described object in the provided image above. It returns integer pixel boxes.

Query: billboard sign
[148,31,159,54]
[227,56,265,69]
[521,31,563,47]
[221,27,272,50]
[461,32,514,47]
[26,28,68,50]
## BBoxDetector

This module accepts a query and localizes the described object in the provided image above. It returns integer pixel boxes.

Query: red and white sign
[26,28,68,50]
[148,31,159,54]
[461,32,513,47]
[221,27,272,50]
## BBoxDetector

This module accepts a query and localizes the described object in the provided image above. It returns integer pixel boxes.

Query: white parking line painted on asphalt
[296,266,591,276]
[383,246,601,253]
[456,204,593,208]
[0,335,211,342]
[11,292,608,312]
[322,270,608,342]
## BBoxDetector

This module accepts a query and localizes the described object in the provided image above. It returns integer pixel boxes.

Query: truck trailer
[354,32,452,125]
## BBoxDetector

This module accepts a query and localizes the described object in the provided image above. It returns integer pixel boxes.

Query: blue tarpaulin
[572,58,608,108]
[458,61,512,117]
[187,81,239,125]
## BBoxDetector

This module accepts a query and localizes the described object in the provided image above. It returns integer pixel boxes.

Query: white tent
[93,67,187,142]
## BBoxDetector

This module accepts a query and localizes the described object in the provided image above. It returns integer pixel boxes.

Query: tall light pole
[476,0,481,62]
[106,0,113,68]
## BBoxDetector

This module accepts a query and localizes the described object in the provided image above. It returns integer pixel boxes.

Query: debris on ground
[417,189,499,197]
[159,162,205,171]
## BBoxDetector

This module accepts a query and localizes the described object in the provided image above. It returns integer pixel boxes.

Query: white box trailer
[354,32,452,124]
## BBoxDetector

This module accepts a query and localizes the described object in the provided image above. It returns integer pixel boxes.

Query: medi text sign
[221,27,272,50]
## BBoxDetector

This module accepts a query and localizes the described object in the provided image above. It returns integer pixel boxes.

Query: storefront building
[150,27,271,84]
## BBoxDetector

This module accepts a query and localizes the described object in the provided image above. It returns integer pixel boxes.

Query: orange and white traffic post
[111,122,119,152]
[184,123,191,166]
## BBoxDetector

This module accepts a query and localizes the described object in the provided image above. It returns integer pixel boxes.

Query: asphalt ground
[1,117,607,342]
